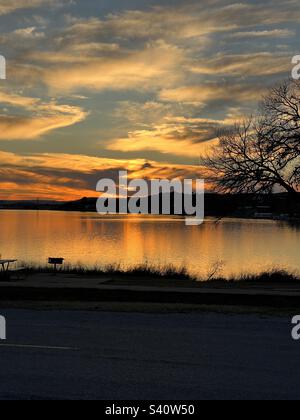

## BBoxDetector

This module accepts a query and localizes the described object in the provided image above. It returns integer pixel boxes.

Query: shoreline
[0,207,299,223]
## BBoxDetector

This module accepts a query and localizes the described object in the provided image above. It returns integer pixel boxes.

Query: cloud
[229,29,295,39]
[62,2,300,42]
[20,40,184,93]
[12,26,45,39]
[0,91,88,140]
[7,0,295,95]
[0,0,58,16]
[107,117,224,157]
[188,53,290,77]
[0,91,39,108]
[159,83,265,106]
[0,151,204,200]
[113,101,176,125]
[4,0,295,102]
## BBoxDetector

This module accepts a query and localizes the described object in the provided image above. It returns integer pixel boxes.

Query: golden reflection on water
[0,210,299,278]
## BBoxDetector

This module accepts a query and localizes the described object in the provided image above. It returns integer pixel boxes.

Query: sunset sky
[0,0,298,200]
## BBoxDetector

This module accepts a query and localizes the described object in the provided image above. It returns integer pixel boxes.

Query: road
[0,309,298,400]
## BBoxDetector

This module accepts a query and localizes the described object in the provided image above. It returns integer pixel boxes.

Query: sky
[0,0,298,200]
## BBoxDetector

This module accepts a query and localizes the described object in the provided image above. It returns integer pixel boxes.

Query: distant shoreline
[0,206,299,223]
[1,193,299,221]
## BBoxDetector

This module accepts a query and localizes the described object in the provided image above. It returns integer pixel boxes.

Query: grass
[202,269,300,286]
[234,269,300,283]
[19,262,197,282]
[7,263,299,286]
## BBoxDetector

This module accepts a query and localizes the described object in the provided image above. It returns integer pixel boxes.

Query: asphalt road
[0,309,299,400]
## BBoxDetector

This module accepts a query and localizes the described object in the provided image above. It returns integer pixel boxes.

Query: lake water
[0,210,299,279]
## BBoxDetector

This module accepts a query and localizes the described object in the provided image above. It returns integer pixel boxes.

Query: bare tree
[201,80,300,195]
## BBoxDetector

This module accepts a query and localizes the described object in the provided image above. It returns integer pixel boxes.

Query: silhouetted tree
[201,80,300,195]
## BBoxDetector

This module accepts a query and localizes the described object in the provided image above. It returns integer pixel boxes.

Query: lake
[0,210,299,279]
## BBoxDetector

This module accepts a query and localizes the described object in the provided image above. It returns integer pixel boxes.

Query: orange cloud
[0,151,204,201]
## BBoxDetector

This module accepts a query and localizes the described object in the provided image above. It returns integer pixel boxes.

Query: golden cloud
[159,84,265,105]
[63,2,300,42]
[36,42,182,91]
[0,91,88,140]
[107,118,223,157]
[189,53,290,77]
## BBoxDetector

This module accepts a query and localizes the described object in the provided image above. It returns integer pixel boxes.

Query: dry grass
[20,262,197,282]
[11,263,300,286]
